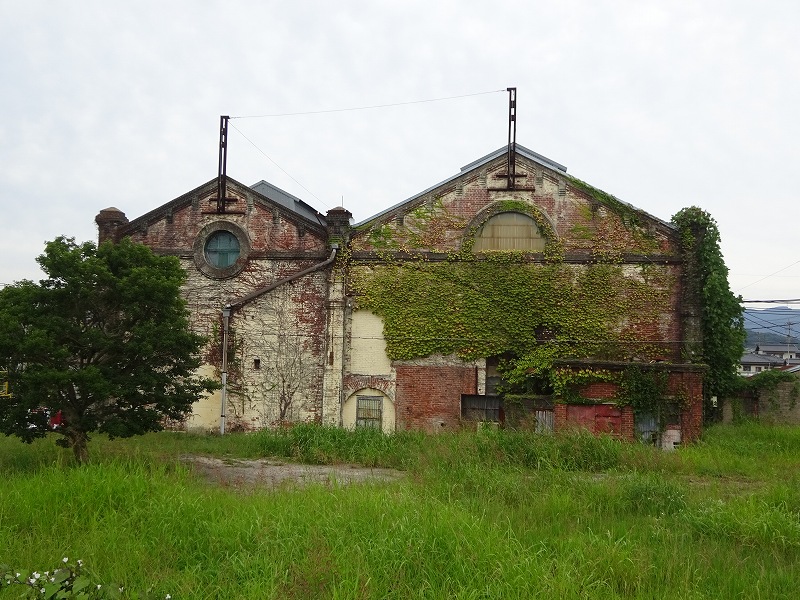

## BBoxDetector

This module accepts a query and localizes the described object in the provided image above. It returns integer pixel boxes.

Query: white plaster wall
[186,363,222,431]
[350,310,391,375]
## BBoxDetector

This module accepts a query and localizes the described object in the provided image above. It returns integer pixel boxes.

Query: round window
[193,221,250,279]
[204,231,240,268]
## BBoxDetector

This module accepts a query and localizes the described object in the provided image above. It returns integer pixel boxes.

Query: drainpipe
[220,305,232,435]
[217,247,337,434]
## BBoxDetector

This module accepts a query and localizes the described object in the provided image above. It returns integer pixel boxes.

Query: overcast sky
[2,0,798,307]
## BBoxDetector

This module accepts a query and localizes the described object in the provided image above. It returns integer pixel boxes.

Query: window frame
[472,211,546,252]
[193,221,251,279]
[356,395,383,429]
[204,230,241,268]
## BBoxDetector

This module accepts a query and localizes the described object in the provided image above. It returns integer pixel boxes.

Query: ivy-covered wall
[346,152,686,397]
[351,260,679,385]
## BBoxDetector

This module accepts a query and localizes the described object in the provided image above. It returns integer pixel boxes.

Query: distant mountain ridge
[743,306,800,348]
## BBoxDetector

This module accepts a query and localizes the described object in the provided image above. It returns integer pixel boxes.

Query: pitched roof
[353,144,676,232]
[756,344,800,353]
[118,176,327,236]
[354,144,561,228]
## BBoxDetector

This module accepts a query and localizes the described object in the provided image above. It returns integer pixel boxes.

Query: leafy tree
[0,237,218,463]
[672,207,746,414]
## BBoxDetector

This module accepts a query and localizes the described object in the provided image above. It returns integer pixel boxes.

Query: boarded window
[461,395,501,422]
[463,394,554,431]
[356,395,382,429]
[473,212,546,252]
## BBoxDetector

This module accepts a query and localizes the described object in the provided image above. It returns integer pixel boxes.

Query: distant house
[739,352,785,376]
[754,344,800,360]
[95,143,708,444]
[739,344,800,377]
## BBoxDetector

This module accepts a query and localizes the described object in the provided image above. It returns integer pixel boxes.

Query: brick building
[96,144,705,444]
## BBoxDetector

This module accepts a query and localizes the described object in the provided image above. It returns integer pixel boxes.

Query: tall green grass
[2,423,800,598]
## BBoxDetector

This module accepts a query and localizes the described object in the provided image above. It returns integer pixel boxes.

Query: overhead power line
[230,89,506,119]
[228,122,330,210]
[735,259,800,293]
[742,299,800,304]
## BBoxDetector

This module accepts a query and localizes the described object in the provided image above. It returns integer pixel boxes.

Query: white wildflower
[97,584,102,589]
[33,572,40,579]
[62,558,68,563]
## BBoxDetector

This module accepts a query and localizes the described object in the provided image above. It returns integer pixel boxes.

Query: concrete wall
[724,379,800,425]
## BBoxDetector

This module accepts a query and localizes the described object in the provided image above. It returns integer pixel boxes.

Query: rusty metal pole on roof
[506,87,517,190]
[217,115,230,213]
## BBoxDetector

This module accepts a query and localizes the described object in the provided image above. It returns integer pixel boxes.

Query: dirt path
[181,455,405,490]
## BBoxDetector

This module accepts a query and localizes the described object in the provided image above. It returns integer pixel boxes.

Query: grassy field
[1,423,800,599]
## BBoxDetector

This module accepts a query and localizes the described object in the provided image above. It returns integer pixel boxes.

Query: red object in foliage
[48,411,63,429]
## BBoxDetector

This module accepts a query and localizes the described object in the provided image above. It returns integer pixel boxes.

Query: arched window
[204,231,240,268]
[473,212,545,252]
[342,389,395,433]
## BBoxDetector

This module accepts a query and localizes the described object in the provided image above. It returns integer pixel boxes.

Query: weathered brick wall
[556,404,635,441]
[580,382,618,400]
[350,158,679,257]
[230,275,328,428]
[395,363,477,432]
[348,154,684,362]
[670,371,704,442]
[343,375,395,403]
[553,364,704,443]
[125,186,326,255]
[104,182,331,430]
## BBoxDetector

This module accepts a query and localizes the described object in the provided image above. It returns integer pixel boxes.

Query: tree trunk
[66,429,90,464]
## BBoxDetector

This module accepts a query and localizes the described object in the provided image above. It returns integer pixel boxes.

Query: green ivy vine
[351,259,673,392]
[672,207,745,406]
